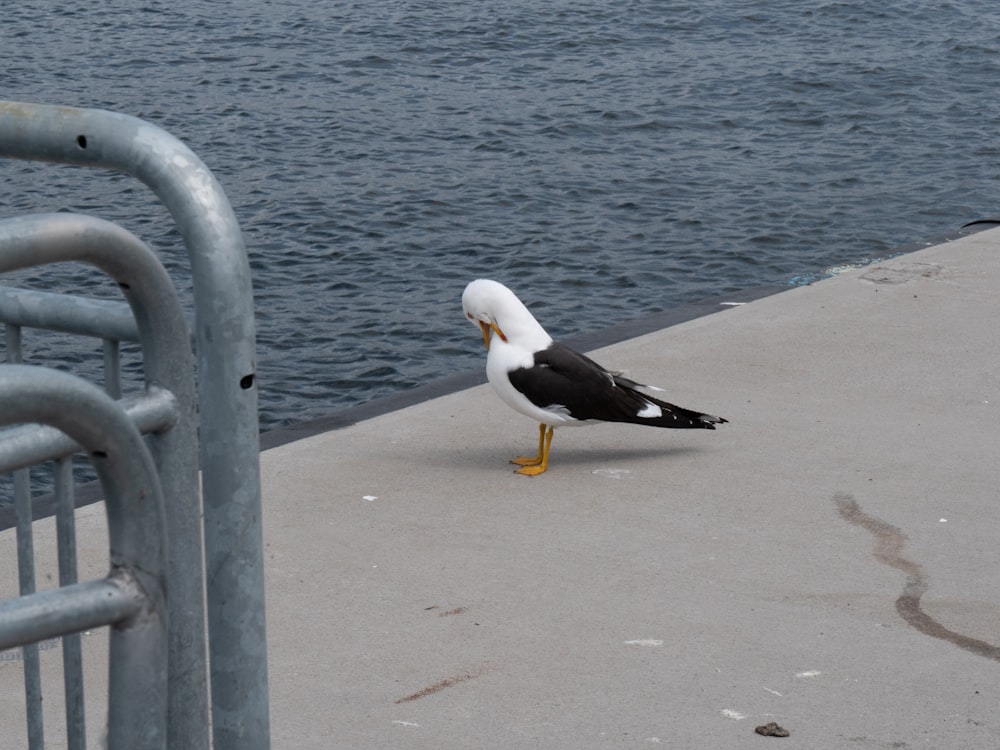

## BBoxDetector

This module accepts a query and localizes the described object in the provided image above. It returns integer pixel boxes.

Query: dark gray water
[3,1,1000,430]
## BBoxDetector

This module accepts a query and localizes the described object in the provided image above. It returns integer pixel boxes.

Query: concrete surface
[3,226,1000,748]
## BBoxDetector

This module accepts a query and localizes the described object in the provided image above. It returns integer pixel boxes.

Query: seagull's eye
[466,312,474,320]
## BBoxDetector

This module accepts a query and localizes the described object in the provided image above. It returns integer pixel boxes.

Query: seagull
[461,278,728,476]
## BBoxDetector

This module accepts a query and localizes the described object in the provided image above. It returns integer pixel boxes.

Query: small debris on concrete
[755,722,790,737]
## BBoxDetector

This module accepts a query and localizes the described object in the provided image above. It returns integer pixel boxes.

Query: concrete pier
[3,226,999,748]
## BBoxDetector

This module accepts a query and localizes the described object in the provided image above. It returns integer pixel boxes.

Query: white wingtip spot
[636,401,662,419]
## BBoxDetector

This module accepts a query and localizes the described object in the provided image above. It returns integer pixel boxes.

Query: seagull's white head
[462,279,552,352]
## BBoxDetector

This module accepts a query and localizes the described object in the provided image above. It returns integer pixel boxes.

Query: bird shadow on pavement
[538,444,706,468]
[444,442,708,472]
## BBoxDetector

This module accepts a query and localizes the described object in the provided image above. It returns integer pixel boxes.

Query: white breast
[485,341,578,427]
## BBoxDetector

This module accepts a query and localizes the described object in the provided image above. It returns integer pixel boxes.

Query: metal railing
[1,213,203,749]
[0,365,171,750]
[0,102,270,749]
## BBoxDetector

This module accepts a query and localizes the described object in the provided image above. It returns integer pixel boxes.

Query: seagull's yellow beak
[478,320,507,351]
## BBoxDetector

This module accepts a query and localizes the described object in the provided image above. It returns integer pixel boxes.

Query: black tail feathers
[631,393,728,430]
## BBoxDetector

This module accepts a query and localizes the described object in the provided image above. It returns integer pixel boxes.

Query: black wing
[507,343,726,428]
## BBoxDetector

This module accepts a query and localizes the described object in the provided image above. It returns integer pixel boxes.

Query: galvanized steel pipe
[0,101,268,749]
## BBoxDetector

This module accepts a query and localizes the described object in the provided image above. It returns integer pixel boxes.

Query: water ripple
[3,0,999,430]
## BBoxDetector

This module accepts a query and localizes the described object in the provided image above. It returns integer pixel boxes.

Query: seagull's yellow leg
[514,426,554,476]
[511,423,547,466]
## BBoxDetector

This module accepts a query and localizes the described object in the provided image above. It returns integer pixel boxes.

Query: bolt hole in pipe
[91,450,108,459]
[239,374,255,390]
[76,134,88,149]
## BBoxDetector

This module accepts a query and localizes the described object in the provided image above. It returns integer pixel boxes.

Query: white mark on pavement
[392,720,419,727]
[624,639,663,647]
[763,687,782,696]
[593,468,631,479]
[796,670,822,678]
[363,495,378,502]
[721,709,748,720]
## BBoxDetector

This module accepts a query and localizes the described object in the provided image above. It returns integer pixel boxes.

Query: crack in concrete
[833,493,1000,662]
